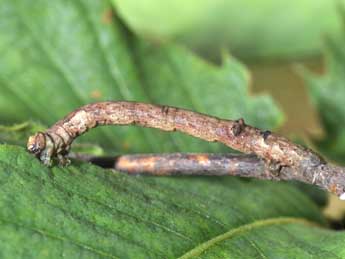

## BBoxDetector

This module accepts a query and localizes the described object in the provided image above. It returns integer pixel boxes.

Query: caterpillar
[27,101,321,168]
[27,101,345,199]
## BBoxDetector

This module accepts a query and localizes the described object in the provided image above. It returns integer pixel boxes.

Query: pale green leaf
[114,0,344,60]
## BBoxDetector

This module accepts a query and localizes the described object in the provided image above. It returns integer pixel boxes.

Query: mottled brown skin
[27,101,345,198]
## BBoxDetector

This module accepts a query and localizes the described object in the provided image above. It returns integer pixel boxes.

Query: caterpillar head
[27,132,46,157]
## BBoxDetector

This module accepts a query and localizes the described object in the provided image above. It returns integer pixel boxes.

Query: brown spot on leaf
[102,9,113,24]
[90,90,102,99]
[122,141,130,150]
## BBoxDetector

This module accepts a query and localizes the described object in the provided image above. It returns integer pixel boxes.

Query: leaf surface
[0,1,342,258]
[0,0,282,154]
[114,0,344,60]
[2,145,344,259]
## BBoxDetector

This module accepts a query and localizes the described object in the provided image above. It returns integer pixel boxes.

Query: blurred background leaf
[303,26,345,164]
[131,41,283,152]
[0,0,282,154]
[114,0,344,61]
[0,122,45,146]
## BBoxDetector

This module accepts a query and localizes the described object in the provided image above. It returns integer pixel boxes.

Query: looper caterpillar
[27,101,345,199]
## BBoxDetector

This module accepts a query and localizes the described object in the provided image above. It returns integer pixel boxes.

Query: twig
[72,153,266,176]
[26,101,345,199]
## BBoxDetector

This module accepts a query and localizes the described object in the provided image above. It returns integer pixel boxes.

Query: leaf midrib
[178,217,321,259]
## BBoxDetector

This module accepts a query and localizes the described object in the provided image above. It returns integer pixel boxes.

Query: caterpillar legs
[27,132,70,167]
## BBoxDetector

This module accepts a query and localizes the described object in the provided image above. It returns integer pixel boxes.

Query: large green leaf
[114,0,344,60]
[303,31,345,163]
[179,220,345,258]
[0,1,339,258]
[0,0,152,152]
[0,0,282,154]
[2,144,345,258]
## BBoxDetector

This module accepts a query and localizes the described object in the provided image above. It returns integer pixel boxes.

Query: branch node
[261,130,271,142]
[231,118,245,136]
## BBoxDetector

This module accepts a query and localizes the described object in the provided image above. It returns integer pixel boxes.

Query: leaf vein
[177,217,320,259]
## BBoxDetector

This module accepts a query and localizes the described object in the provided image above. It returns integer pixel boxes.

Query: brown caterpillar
[27,101,345,199]
[27,101,321,167]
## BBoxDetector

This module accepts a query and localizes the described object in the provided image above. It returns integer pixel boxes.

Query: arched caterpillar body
[27,101,345,198]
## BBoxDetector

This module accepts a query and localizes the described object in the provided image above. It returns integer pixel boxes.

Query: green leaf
[3,144,345,258]
[179,219,345,258]
[114,0,344,61]
[0,0,282,154]
[0,122,45,146]
[132,43,283,152]
[0,0,152,152]
[0,1,337,257]
[303,30,345,163]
